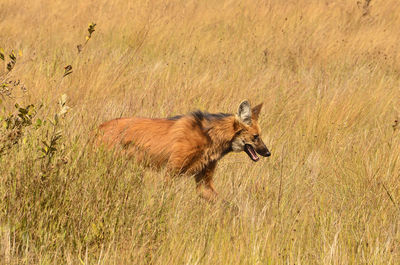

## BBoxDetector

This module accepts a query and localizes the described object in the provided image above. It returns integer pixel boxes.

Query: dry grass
[1,0,400,264]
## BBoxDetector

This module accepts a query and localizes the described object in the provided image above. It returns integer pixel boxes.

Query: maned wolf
[98,100,271,201]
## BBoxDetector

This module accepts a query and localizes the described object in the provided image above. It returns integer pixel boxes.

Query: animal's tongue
[245,144,259,162]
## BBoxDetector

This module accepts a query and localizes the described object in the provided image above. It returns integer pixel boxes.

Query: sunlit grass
[0,0,400,264]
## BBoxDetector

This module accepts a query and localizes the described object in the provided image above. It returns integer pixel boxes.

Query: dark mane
[190,110,232,121]
[167,115,184,121]
[167,111,232,122]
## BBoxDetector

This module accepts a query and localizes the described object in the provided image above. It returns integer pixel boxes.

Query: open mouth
[244,144,259,162]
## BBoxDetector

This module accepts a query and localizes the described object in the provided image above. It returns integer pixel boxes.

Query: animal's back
[98,117,177,165]
[98,114,212,172]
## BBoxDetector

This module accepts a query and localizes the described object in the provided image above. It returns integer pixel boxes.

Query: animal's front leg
[194,161,218,201]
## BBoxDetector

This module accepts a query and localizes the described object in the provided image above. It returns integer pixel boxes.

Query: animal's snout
[262,149,271,157]
[256,147,271,157]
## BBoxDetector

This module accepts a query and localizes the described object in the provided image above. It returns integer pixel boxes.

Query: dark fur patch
[189,111,232,134]
[190,110,232,121]
[221,145,233,157]
[168,111,232,122]
[167,111,232,130]
[167,115,184,120]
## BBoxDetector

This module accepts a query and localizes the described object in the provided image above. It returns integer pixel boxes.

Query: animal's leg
[195,161,218,201]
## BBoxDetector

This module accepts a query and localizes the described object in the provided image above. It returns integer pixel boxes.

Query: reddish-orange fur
[98,102,269,201]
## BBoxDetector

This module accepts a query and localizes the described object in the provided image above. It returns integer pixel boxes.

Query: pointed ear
[237,100,252,125]
[252,103,263,120]
[233,118,241,132]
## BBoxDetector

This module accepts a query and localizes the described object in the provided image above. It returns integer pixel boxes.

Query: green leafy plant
[63,65,73,77]
[61,22,96,85]
[77,22,96,53]
[0,48,17,72]
[6,50,17,71]
[0,47,4,61]
[0,48,27,99]
[0,103,39,156]
[39,94,70,169]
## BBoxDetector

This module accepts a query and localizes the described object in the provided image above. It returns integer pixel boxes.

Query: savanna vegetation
[1,0,400,264]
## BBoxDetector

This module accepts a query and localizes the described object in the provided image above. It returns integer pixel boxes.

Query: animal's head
[232,100,271,161]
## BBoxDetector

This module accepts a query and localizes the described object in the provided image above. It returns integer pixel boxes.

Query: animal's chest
[202,149,222,163]
[186,148,223,172]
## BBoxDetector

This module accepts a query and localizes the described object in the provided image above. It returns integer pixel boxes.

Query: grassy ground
[1,0,400,264]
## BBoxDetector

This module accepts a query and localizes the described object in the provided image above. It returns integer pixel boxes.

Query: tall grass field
[1,0,400,264]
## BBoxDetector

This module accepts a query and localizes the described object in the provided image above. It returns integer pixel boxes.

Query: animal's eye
[235,129,243,136]
[253,134,259,140]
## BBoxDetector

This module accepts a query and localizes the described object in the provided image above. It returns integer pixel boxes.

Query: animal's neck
[205,117,235,161]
